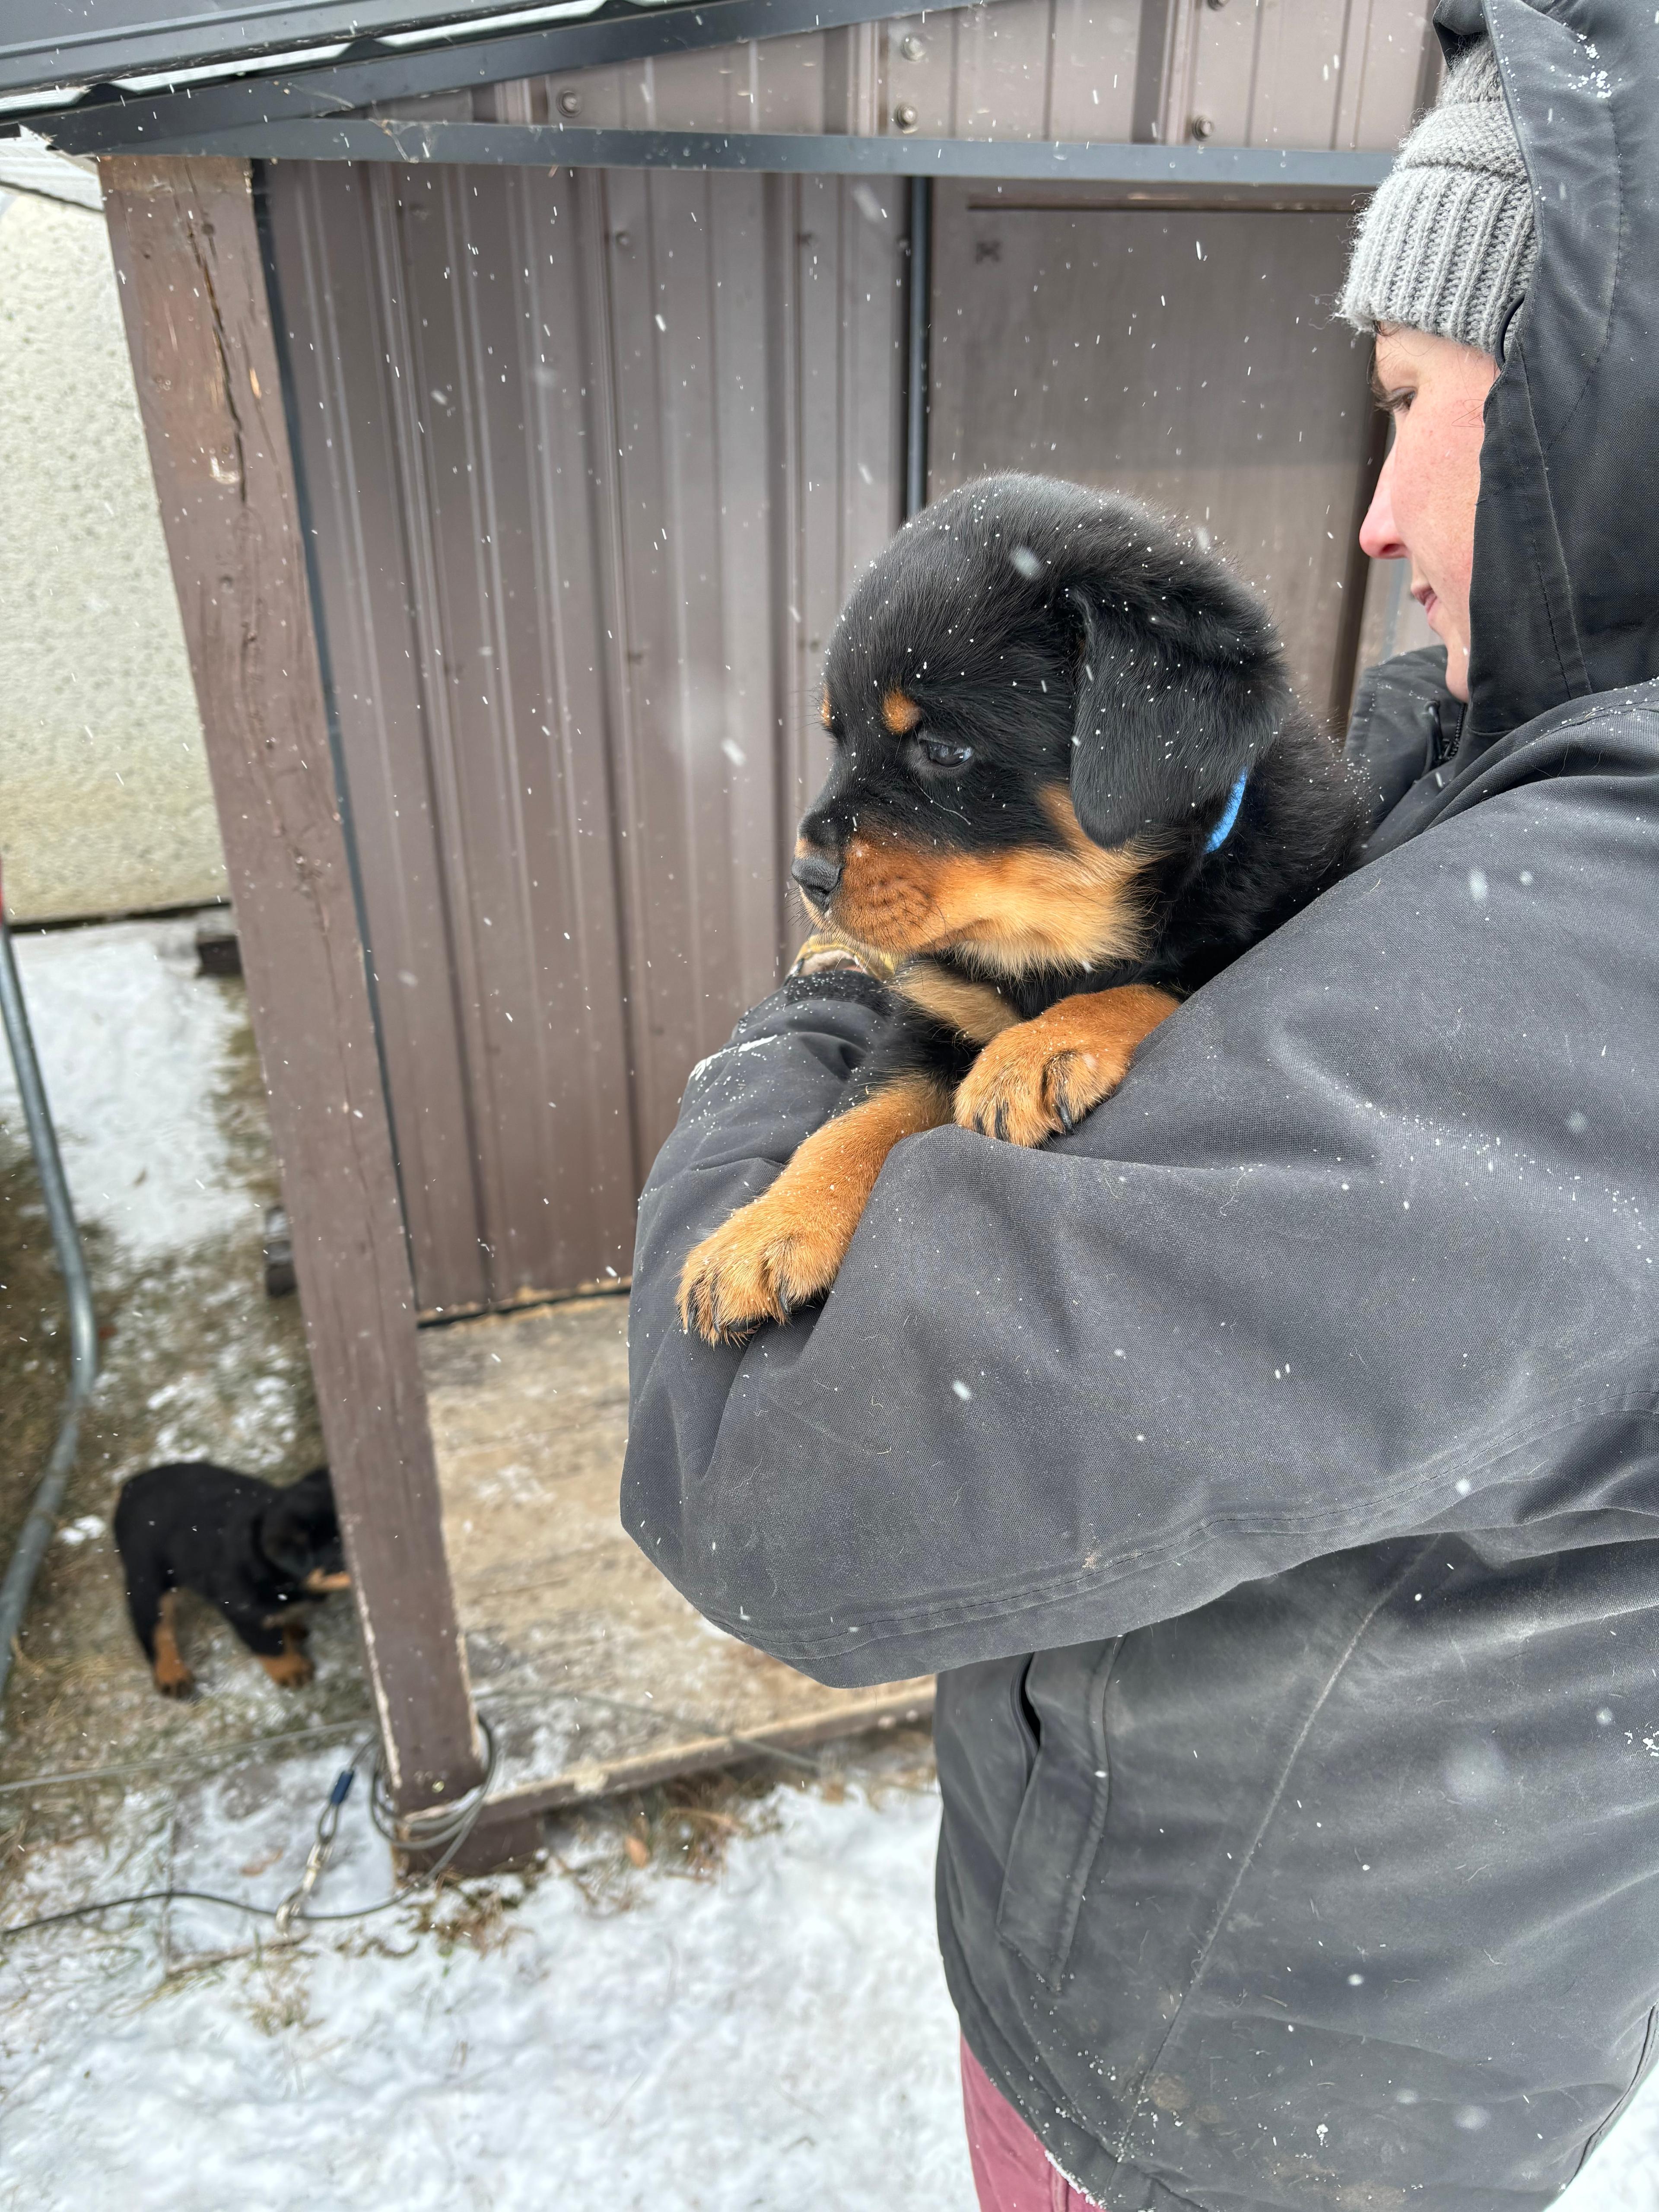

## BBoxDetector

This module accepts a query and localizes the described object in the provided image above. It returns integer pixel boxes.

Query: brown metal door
[265,162,905,1314]
[927,188,1380,728]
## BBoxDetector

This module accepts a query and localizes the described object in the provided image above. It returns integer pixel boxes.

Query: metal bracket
[83,115,1395,188]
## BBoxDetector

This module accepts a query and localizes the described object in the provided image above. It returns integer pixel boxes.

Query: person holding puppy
[625,0,1659,2202]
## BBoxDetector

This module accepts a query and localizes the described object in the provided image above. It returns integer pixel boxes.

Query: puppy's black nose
[791,850,842,898]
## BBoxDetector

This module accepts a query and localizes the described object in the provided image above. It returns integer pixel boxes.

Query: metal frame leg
[0,891,98,1711]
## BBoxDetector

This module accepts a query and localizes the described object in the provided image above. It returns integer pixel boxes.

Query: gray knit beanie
[1341,37,1537,358]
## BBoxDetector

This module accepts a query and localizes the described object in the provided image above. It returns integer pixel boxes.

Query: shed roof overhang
[2,0,962,141]
[4,0,1395,195]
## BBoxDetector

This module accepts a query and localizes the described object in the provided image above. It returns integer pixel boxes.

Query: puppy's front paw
[954,1030,1106,1146]
[154,1660,197,1700]
[677,1188,854,1345]
[677,1077,951,1344]
[260,1640,315,1689]
[954,988,1179,1147]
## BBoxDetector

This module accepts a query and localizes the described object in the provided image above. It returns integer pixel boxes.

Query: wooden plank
[420,1295,932,1843]
[99,155,481,1815]
[438,1683,937,1875]
[486,1683,937,1819]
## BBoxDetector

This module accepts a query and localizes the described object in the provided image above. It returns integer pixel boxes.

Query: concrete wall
[0,187,226,923]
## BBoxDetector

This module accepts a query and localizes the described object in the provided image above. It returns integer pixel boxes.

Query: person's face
[1358,327,1499,702]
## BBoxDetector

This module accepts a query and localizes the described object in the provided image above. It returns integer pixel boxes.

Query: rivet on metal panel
[613,230,631,249]
[899,33,926,60]
[1190,114,1216,139]
[894,103,920,133]
[556,88,582,116]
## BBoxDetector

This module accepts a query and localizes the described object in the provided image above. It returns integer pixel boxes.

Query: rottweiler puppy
[679,473,1360,1344]
[113,1462,349,1698]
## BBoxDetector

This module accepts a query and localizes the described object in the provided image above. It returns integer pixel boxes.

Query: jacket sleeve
[622,720,1659,1687]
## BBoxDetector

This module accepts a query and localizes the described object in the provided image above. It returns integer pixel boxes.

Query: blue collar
[1205,770,1248,855]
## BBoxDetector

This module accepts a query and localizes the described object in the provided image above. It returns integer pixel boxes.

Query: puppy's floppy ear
[262,1470,339,1558]
[1064,585,1292,853]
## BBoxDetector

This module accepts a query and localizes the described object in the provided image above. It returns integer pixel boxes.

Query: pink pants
[961,2038,1103,2212]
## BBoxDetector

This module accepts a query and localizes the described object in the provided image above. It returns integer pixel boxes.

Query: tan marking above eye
[881,688,923,735]
[820,687,833,728]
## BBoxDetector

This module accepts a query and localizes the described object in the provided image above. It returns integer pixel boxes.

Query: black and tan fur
[113,1462,349,1697]
[680,474,1360,1343]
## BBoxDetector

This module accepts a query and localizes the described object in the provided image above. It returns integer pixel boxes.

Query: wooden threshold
[417,1294,931,1867]
[435,1683,935,1873]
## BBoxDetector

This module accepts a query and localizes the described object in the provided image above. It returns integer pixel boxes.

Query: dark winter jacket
[623,0,1659,2200]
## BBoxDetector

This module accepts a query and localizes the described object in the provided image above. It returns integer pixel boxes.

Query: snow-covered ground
[0,1751,969,2212]
[3,1736,1659,2212]
[0,916,250,1262]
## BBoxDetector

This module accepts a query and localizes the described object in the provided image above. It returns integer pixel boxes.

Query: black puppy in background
[114,1463,349,1698]
[680,472,1360,1342]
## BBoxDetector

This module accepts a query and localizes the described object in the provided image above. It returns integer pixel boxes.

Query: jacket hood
[1458,0,1659,744]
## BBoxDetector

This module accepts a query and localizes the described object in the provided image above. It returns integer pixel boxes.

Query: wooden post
[101,156,482,1815]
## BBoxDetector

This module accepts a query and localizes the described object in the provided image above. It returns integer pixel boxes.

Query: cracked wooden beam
[99,156,483,1815]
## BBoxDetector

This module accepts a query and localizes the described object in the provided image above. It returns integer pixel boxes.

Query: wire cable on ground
[0,1716,498,1943]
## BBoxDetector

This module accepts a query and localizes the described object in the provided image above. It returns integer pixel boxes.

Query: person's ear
[1065,591,1290,852]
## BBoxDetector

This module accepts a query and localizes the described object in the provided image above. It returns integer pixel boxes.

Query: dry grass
[244,1945,314,2036]
[406,1872,532,1958]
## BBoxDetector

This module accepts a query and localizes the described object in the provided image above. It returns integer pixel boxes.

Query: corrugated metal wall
[928,190,1378,729]
[381,0,1435,153]
[266,162,906,1313]
[266,0,1437,1318]
[1160,0,1437,152]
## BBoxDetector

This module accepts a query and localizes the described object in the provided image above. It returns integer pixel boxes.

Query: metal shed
[10,0,1437,1865]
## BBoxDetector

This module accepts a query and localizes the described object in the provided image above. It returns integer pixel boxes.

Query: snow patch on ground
[0,1756,970,2212]
[7,1733,1653,2209]
[0,918,249,1262]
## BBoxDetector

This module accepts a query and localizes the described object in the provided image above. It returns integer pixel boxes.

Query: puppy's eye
[919,739,973,769]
